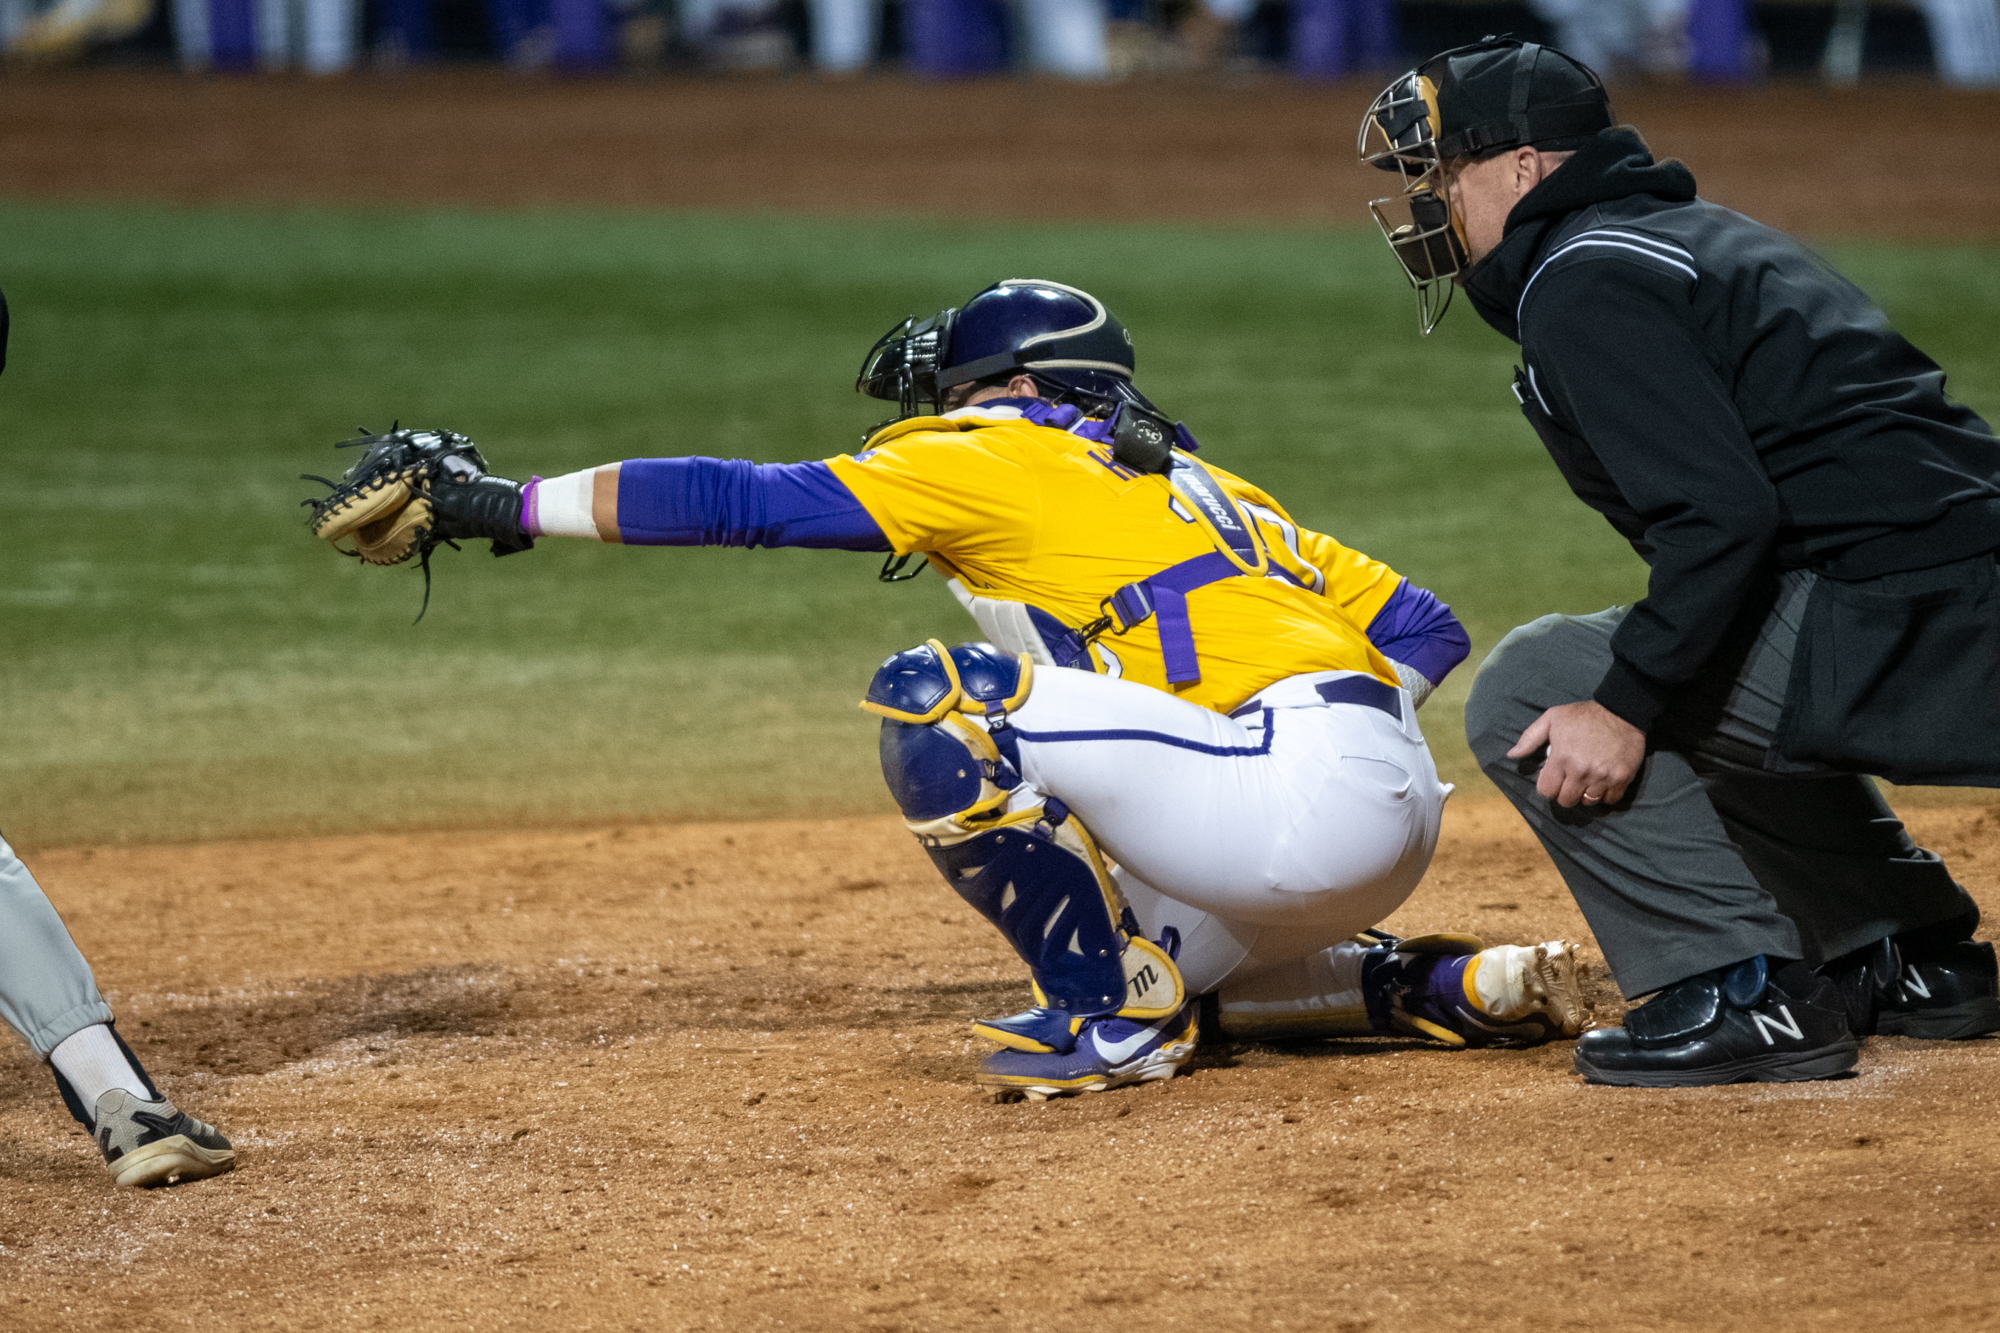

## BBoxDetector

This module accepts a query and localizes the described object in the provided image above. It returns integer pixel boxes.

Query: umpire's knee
[1464,614,1606,770]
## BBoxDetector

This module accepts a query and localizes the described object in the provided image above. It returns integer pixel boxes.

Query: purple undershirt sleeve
[1365,579,1471,686]
[612,458,890,551]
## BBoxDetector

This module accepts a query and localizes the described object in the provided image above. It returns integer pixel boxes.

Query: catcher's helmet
[1358,37,1612,333]
[857,279,1152,423]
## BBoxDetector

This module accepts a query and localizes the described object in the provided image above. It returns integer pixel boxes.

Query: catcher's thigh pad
[865,641,1184,1050]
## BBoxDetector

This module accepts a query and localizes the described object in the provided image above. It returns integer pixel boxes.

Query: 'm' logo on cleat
[1749,1005,1805,1046]
[1128,964,1159,1001]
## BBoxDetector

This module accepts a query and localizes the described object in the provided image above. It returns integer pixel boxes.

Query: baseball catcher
[302,279,1587,1098]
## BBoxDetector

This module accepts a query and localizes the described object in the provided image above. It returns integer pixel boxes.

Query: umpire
[1356,38,2000,1086]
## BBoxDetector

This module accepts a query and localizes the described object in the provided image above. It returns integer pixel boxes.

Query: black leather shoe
[1820,937,2000,1040]
[1575,956,1858,1087]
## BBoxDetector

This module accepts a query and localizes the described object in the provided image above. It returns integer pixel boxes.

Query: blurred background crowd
[0,0,1995,87]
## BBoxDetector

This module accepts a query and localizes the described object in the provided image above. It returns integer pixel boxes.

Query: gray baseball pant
[1466,571,1981,999]
[0,834,113,1059]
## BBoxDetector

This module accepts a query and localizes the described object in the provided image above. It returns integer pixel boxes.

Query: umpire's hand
[1508,702,1646,808]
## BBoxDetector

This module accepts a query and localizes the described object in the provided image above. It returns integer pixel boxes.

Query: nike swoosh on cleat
[1091,1024,1164,1064]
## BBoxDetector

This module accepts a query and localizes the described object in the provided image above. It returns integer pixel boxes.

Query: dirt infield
[3,64,1999,1333]
[0,800,1994,1332]
[2,70,1998,238]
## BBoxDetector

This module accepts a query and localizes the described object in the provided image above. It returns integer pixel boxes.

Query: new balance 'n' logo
[1749,1005,1805,1046]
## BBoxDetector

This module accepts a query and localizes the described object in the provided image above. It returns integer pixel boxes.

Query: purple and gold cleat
[1365,933,1588,1048]
[976,1002,1199,1101]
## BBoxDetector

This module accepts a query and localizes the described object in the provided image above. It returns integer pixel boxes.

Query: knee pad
[865,639,1035,834]
[862,638,1033,728]
[864,639,1183,1046]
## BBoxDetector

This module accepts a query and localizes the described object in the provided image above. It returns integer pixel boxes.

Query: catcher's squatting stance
[305,279,1587,1099]
[0,287,237,1187]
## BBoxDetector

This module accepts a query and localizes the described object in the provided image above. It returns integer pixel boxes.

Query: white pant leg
[302,0,356,71]
[1920,0,2000,85]
[1213,938,1372,1026]
[256,0,292,65]
[1114,866,1263,995]
[0,837,114,1059]
[0,0,32,47]
[1118,860,1402,996]
[809,0,872,70]
[171,0,211,68]
[1020,0,1108,78]
[1007,668,1446,990]
[1639,0,1690,74]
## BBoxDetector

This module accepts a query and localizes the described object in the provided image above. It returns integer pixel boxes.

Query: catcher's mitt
[302,426,532,617]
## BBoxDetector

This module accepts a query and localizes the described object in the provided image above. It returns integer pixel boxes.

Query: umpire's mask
[1359,37,1612,334]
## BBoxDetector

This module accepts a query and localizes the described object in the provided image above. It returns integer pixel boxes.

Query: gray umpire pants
[0,833,113,1059]
[1466,571,1981,999]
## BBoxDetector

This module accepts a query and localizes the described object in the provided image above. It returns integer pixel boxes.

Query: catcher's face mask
[858,307,959,423]
[1358,70,1468,335]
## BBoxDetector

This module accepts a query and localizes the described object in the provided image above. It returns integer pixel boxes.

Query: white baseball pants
[808,0,874,71]
[1019,0,1108,77]
[1003,667,1449,995]
[1920,0,2000,85]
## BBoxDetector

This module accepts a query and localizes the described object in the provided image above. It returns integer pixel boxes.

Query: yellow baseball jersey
[825,409,1405,715]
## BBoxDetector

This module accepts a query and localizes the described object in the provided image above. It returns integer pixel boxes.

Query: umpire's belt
[1099,550,1243,684]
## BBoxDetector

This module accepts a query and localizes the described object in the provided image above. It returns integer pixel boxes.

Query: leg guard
[865,640,1186,1055]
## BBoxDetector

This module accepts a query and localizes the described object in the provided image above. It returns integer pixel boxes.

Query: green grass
[3,201,1997,847]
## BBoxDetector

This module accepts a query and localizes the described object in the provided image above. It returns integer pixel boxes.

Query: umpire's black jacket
[1463,127,2000,777]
